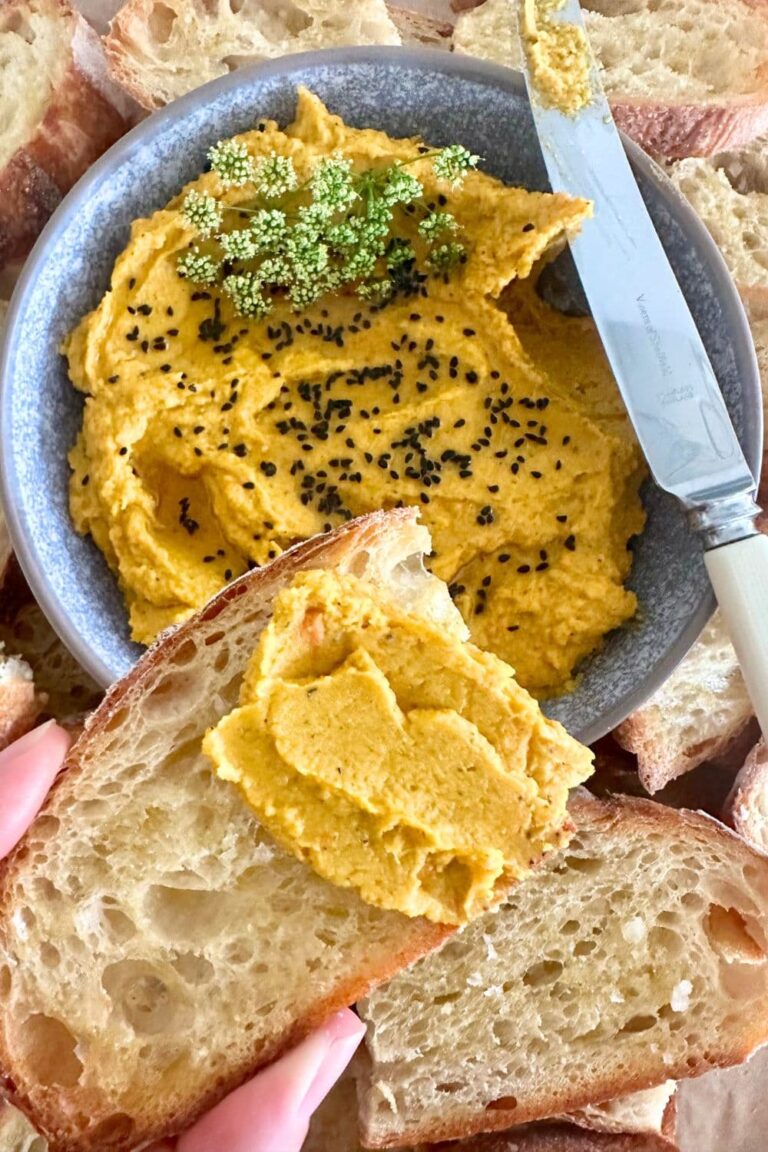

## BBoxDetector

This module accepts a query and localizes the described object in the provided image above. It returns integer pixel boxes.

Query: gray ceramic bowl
[0,48,761,742]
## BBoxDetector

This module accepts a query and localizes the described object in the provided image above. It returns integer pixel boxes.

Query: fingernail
[0,720,58,768]
[294,1011,366,1119]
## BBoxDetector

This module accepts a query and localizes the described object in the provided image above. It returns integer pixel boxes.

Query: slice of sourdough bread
[724,740,768,853]
[613,613,753,794]
[104,0,403,109]
[356,792,768,1148]
[302,1072,677,1152]
[0,511,455,1152]
[0,0,136,271]
[452,0,768,160]
[667,139,768,314]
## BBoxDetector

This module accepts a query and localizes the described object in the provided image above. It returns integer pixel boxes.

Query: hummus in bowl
[0,50,759,740]
[65,89,645,701]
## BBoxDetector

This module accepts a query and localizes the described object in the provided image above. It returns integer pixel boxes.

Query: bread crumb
[467,971,484,986]
[610,989,624,1003]
[10,909,29,942]
[671,979,693,1012]
[621,916,646,944]
[482,933,499,961]
[0,644,33,685]
[251,842,276,864]
[375,1081,399,1114]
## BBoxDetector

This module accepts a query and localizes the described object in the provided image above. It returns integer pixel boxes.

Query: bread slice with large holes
[0,510,466,1152]
[666,138,768,315]
[356,792,768,1148]
[452,0,768,160]
[104,0,405,110]
[302,1070,678,1152]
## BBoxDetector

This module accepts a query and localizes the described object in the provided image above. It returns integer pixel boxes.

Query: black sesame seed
[565,535,576,551]
[260,461,277,476]
[517,564,531,574]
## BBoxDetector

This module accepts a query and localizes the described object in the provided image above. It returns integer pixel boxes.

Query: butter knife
[517,0,768,733]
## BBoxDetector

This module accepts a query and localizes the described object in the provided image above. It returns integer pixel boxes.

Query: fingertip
[320,1008,366,1045]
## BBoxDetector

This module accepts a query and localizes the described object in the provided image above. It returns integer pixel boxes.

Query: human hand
[0,721,365,1152]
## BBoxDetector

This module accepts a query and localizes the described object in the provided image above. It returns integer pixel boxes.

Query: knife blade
[517,0,768,733]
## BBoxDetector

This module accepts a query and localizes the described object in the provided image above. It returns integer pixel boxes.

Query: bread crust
[359,795,768,1148]
[0,0,134,268]
[614,709,754,794]
[387,6,453,47]
[0,510,452,1152]
[437,1124,678,1151]
[724,740,768,850]
[612,97,768,162]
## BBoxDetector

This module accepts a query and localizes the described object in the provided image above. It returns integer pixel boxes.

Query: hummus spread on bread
[521,0,592,116]
[65,90,644,697]
[203,568,594,924]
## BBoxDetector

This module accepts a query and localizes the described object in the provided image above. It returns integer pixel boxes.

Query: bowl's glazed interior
[0,48,761,742]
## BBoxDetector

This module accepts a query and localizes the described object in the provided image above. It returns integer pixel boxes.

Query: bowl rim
[0,45,761,734]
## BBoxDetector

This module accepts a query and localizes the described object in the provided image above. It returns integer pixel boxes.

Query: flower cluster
[176,135,481,316]
[432,145,480,187]
[208,139,256,187]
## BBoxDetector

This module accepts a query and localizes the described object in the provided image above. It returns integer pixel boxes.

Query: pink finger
[178,1009,366,1152]
[0,721,71,858]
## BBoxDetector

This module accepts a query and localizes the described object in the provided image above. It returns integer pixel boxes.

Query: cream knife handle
[705,533,768,737]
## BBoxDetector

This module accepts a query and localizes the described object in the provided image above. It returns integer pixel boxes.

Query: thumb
[177,1009,365,1152]
[0,721,70,858]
